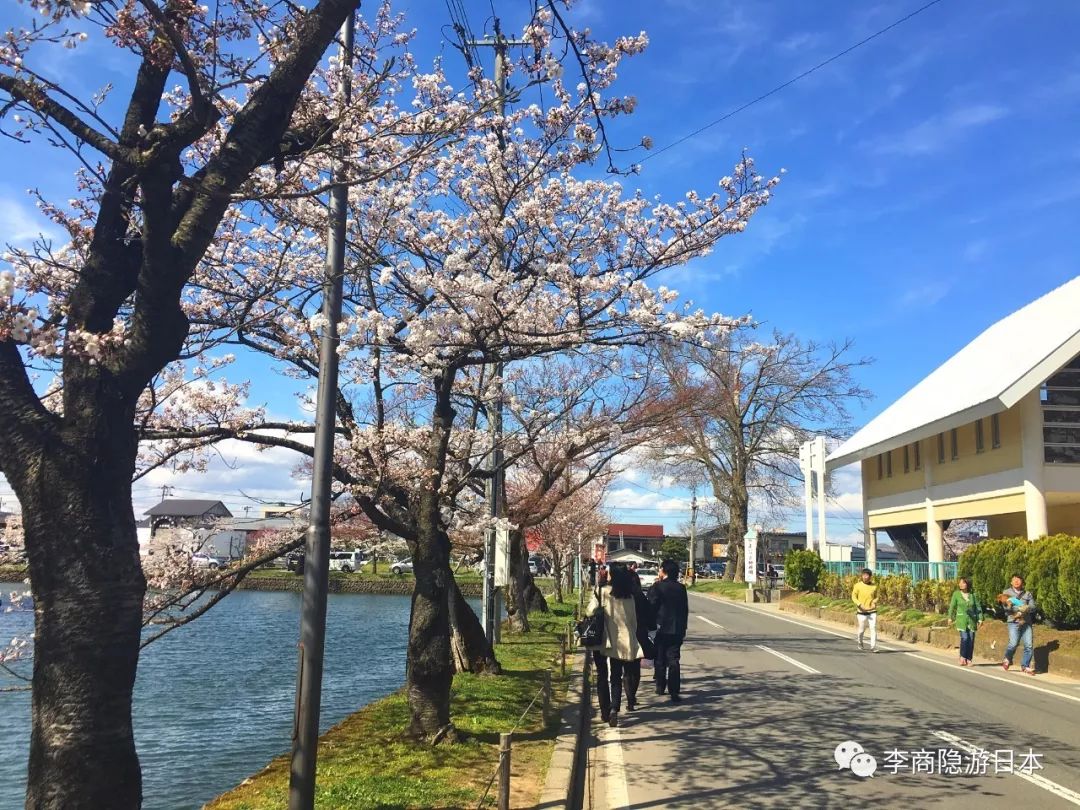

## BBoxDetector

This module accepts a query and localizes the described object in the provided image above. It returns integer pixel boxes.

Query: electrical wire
[641,0,948,164]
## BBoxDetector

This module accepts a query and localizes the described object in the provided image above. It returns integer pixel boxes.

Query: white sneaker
[871,647,880,653]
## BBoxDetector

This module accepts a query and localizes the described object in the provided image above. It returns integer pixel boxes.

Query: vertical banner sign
[744,529,758,584]
[494,526,510,587]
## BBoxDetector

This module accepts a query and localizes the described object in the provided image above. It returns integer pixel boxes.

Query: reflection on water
[0,590,452,810]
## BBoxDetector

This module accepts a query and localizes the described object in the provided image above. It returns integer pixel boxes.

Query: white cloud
[865,103,1009,157]
[0,192,53,245]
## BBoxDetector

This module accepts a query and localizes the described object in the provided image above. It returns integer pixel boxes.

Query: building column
[1024,483,1048,539]
[926,513,945,564]
[1020,389,1048,540]
[865,517,877,569]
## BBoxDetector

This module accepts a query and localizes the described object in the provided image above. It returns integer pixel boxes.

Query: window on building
[975,419,985,453]
[886,450,893,478]
[937,433,945,464]
[1043,358,1080,463]
[914,441,922,470]
[991,413,1001,449]
[950,428,959,460]
[877,454,883,480]
[903,445,910,474]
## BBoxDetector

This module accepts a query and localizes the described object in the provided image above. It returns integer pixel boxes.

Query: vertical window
[877,454,883,480]
[886,450,893,478]
[903,445,910,474]
[991,413,1001,449]
[914,441,922,470]
[937,433,945,464]
[975,419,985,453]
[950,428,959,460]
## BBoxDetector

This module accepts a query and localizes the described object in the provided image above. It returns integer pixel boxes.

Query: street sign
[743,529,758,584]
[494,526,510,587]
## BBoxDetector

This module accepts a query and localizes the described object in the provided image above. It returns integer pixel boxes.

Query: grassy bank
[208,600,577,810]
[690,579,750,599]
[0,564,26,582]
[790,592,944,628]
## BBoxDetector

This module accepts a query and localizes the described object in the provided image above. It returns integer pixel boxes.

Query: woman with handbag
[582,563,641,728]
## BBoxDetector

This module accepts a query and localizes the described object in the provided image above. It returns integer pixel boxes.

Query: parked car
[285,549,305,573]
[528,554,551,576]
[329,549,365,573]
[702,562,726,578]
[390,558,413,575]
[637,566,659,588]
[191,552,225,570]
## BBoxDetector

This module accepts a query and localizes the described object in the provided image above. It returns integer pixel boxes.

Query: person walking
[582,563,642,728]
[947,576,983,666]
[1000,574,1037,675]
[648,558,689,702]
[852,568,879,653]
[620,562,654,711]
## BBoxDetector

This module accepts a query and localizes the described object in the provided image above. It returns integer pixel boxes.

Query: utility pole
[160,484,173,502]
[689,494,698,587]
[466,22,527,644]
[288,9,353,810]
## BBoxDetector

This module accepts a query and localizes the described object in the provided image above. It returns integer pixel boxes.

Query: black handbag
[575,588,605,646]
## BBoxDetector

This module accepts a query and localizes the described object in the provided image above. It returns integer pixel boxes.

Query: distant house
[142,499,244,560]
[145,499,233,534]
[605,523,664,556]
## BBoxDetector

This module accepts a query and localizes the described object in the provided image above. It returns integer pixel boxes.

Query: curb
[538,649,589,809]
[769,597,1080,680]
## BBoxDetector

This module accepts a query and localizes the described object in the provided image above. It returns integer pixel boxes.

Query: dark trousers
[654,633,683,697]
[623,659,641,706]
[959,629,975,660]
[593,652,626,717]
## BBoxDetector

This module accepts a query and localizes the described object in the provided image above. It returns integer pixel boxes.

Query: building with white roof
[827,275,1080,566]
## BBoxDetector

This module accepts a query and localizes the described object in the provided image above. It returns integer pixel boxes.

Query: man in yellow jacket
[852,568,879,653]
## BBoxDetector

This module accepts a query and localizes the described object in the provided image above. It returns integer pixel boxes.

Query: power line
[641,0,948,164]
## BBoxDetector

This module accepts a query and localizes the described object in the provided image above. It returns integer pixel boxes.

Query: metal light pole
[288,10,354,810]
[689,494,698,586]
[469,23,526,644]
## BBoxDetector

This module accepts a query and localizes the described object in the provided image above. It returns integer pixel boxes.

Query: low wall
[237,574,484,598]
[780,594,1080,679]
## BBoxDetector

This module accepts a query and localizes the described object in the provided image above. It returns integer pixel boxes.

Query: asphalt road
[582,592,1080,810]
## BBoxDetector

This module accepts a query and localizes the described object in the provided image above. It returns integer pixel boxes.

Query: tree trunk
[724,488,749,584]
[447,572,500,675]
[405,374,458,742]
[506,528,549,631]
[551,551,564,604]
[6,411,146,809]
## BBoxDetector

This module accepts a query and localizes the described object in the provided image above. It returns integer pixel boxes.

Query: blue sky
[1,0,1078,541]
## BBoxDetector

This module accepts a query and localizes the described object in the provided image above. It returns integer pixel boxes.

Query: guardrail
[824,560,958,582]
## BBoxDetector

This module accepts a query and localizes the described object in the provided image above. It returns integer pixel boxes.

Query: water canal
[0,590,457,809]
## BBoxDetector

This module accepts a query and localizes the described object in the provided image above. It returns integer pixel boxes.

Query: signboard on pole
[494,527,510,587]
[744,529,758,584]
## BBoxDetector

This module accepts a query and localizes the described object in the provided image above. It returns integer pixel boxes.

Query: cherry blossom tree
[0,1,448,804]
[155,5,781,740]
[530,479,610,604]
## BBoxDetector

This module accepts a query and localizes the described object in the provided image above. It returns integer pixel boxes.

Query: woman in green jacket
[947,577,983,666]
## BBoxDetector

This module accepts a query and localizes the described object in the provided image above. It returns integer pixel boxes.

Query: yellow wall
[1049,503,1080,535]
[862,407,1023,501]
[988,512,1027,537]
[934,492,1026,521]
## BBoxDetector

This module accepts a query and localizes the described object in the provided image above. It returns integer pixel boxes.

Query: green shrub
[785,549,825,591]
[958,534,1080,629]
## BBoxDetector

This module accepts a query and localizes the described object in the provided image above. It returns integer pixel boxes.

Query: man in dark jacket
[648,558,689,701]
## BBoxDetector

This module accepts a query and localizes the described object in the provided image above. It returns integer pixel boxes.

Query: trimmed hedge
[958,534,1080,629]
[784,549,825,591]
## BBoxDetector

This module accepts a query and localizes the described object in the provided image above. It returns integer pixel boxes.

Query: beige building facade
[828,277,1080,566]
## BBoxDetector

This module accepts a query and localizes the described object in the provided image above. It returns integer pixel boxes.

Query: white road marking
[694,594,1080,704]
[696,615,724,629]
[754,644,821,674]
[906,652,1080,705]
[932,730,1080,806]
[605,723,631,810]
